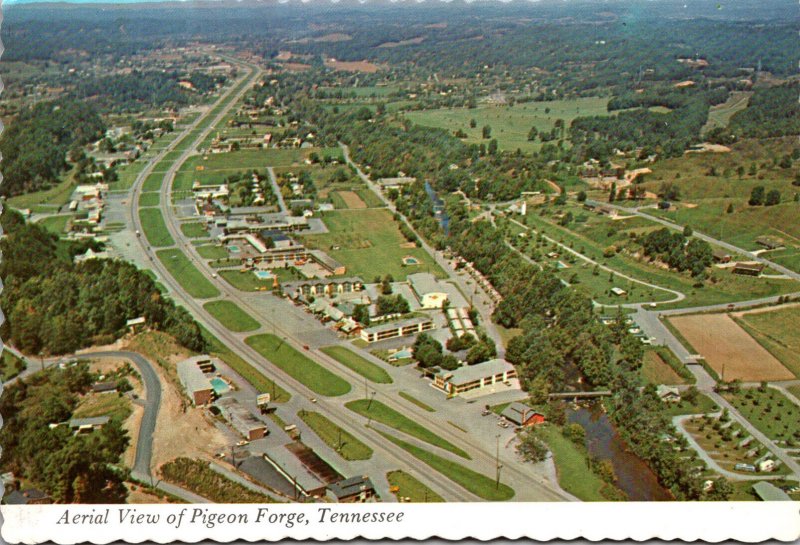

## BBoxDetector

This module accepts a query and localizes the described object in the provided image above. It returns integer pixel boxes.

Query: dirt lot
[336,190,367,209]
[669,314,794,381]
[323,59,383,73]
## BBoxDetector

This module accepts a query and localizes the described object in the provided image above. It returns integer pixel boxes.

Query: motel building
[434,359,517,396]
[360,317,435,344]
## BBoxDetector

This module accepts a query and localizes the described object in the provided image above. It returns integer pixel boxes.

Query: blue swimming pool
[211,377,230,395]
[253,270,274,280]
[229,245,242,253]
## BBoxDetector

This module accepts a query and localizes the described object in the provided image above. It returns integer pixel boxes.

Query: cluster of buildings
[67,183,109,238]
[454,258,503,305]
[447,307,476,338]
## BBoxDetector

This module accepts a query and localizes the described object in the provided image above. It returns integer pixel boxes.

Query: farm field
[405,97,610,153]
[378,431,513,501]
[724,388,800,443]
[245,334,351,397]
[203,301,260,332]
[298,410,373,461]
[156,248,220,299]
[320,346,392,384]
[345,399,469,459]
[386,470,444,503]
[668,314,794,381]
[641,349,688,385]
[303,209,446,281]
[139,208,175,248]
[733,305,800,378]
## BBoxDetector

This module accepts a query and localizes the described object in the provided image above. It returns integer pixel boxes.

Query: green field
[660,393,719,417]
[139,192,161,207]
[386,470,443,503]
[245,334,351,397]
[142,171,168,192]
[321,346,392,384]
[346,399,469,459]
[8,175,75,211]
[537,425,613,501]
[378,431,514,501]
[732,307,800,379]
[181,222,209,239]
[724,388,800,442]
[111,160,148,191]
[73,391,132,422]
[220,269,275,292]
[298,410,373,460]
[303,209,446,281]
[197,245,230,260]
[0,351,26,381]
[641,347,691,385]
[702,91,751,135]
[405,97,610,153]
[399,391,435,412]
[37,215,70,235]
[156,248,220,298]
[203,301,260,332]
[139,208,175,247]
[200,325,290,402]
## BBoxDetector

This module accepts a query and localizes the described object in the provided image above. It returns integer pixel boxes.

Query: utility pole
[495,434,503,491]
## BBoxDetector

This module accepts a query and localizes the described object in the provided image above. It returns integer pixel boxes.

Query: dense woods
[0,209,205,355]
[729,83,800,138]
[0,98,105,197]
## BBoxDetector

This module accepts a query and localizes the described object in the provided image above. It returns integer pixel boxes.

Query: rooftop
[408,272,446,296]
[177,357,214,394]
[327,475,375,499]
[438,359,515,385]
[363,316,433,335]
[69,416,110,428]
[752,481,792,502]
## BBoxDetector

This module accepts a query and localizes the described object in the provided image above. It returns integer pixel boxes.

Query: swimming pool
[210,377,230,395]
[253,270,274,280]
[402,256,420,265]
[229,245,242,253]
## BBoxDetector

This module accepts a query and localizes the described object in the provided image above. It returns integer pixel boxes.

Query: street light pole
[495,434,502,490]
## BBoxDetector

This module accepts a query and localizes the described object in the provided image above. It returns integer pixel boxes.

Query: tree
[482,125,492,139]
[609,182,617,203]
[516,427,548,463]
[765,189,781,206]
[469,118,477,129]
[683,225,693,237]
[705,477,733,501]
[528,376,551,404]
[748,186,765,206]
[576,191,587,202]
[726,203,734,214]
[488,139,498,155]
[527,126,538,141]
[563,423,586,445]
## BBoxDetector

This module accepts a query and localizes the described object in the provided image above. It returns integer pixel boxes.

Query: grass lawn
[110,160,148,191]
[346,399,469,459]
[139,208,175,248]
[702,91,751,135]
[734,306,800,378]
[8,176,75,210]
[180,222,209,239]
[724,388,800,443]
[399,391,435,412]
[245,334,351,397]
[220,269,275,292]
[378,431,513,501]
[303,209,446,281]
[200,325,290,402]
[386,470,443,502]
[203,301,260,332]
[142,171,168,192]
[37,215,70,235]
[156,249,220,299]
[73,392,132,422]
[405,97,610,153]
[139,192,161,207]
[537,424,611,501]
[789,385,800,400]
[0,351,26,381]
[298,410,373,460]
[321,346,392,384]
[197,245,230,260]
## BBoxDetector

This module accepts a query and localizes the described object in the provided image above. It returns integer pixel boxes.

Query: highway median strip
[156,249,220,299]
[321,346,392,384]
[139,208,175,247]
[298,410,373,461]
[345,399,470,459]
[203,301,260,333]
[245,334,351,397]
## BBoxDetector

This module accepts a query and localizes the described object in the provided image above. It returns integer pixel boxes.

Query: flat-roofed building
[434,359,517,396]
[752,481,792,501]
[408,272,449,309]
[177,356,216,406]
[308,250,346,275]
[218,399,269,441]
[326,475,376,503]
[732,262,765,276]
[360,317,435,343]
[283,278,364,299]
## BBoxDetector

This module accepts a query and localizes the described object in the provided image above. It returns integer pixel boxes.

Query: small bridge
[548,390,612,400]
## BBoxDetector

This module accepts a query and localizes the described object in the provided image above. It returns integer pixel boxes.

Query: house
[326,475,377,503]
[74,248,110,264]
[610,287,627,297]
[500,402,545,427]
[656,385,681,403]
[712,249,732,263]
[176,356,216,406]
[408,273,449,309]
[434,359,517,396]
[126,317,146,333]
[731,262,765,276]
[755,236,782,250]
[91,381,118,394]
[752,481,791,501]
[68,416,110,434]
[218,399,269,441]
[3,488,52,505]
[360,317,435,344]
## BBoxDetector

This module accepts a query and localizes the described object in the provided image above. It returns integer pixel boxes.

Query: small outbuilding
[500,402,545,427]
[326,475,377,503]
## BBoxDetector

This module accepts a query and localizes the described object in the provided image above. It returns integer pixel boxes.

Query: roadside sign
[256,393,271,406]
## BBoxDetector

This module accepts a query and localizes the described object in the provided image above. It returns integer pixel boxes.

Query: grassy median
[298,410,373,460]
[203,301,260,332]
[139,208,175,247]
[156,249,220,299]
[346,399,469,459]
[321,346,392,384]
[386,470,443,503]
[245,334,351,397]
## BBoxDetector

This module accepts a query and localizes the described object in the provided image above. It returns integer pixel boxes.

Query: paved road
[267,167,287,213]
